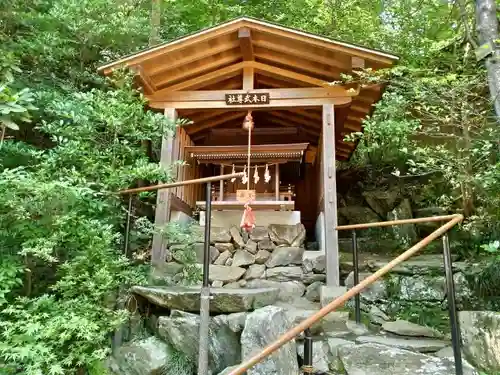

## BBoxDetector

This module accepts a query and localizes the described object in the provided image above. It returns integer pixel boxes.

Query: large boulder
[265,247,304,268]
[296,339,330,372]
[266,266,304,282]
[233,250,256,268]
[131,285,278,313]
[399,275,446,301]
[211,227,232,243]
[215,242,235,254]
[244,264,266,280]
[209,265,246,283]
[382,319,442,338]
[258,239,276,252]
[460,311,500,372]
[339,343,478,375]
[158,311,240,374]
[249,227,269,242]
[107,337,185,375]
[245,279,305,302]
[230,226,246,248]
[387,199,417,246]
[241,306,299,374]
[362,187,401,217]
[338,206,380,224]
[302,252,326,273]
[345,271,387,302]
[268,223,306,247]
[355,335,449,353]
[255,250,271,264]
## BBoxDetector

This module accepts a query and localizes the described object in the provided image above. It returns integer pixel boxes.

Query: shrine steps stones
[131,285,279,313]
[161,223,329,303]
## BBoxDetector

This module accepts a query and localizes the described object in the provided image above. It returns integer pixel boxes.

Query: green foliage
[0,75,176,373]
[161,222,202,285]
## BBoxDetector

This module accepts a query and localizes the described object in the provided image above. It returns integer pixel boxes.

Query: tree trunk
[476,0,500,118]
[149,0,161,46]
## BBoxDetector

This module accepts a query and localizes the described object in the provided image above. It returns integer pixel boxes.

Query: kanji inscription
[225,92,270,105]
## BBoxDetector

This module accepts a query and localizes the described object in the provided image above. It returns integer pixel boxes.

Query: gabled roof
[98,17,398,160]
[98,16,398,77]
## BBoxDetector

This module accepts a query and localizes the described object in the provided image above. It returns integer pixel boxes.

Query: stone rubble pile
[107,286,480,375]
[157,223,329,303]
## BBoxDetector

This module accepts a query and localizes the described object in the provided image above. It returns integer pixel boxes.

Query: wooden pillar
[219,164,224,201]
[151,108,177,266]
[322,104,339,286]
[275,164,280,201]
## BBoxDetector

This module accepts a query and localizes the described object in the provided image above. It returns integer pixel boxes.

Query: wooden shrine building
[98,17,398,286]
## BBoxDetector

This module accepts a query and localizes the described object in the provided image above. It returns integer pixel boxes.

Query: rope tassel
[240,110,256,233]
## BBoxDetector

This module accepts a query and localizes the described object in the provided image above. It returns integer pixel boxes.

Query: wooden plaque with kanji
[225,93,270,105]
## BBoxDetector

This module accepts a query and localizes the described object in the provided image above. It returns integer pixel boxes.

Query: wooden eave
[98,17,398,160]
[185,143,309,163]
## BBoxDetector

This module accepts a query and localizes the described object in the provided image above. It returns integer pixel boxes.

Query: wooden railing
[227,214,465,375]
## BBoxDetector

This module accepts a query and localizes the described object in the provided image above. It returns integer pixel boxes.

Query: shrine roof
[97,17,398,160]
[185,143,309,163]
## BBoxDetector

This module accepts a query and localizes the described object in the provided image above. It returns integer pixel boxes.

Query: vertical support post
[275,163,280,201]
[302,328,313,374]
[151,108,177,266]
[198,182,212,375]
[443,233,463,375]
[243,66,254,90]
[322,104,339,286]
[124,194,133,257]
[219,165,224,201]
[351,230,361,323]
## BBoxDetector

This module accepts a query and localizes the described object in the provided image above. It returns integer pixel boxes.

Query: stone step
[131,285,279,313]
[354,335,449,353]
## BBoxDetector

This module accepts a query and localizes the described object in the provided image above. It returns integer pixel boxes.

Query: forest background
[1,0,500,374]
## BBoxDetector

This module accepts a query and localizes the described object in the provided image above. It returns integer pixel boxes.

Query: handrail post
[442,233,463,375]
[302,328,313,374]
[198,182,212,375]
[352,230,361,324]
[124,194,133,257]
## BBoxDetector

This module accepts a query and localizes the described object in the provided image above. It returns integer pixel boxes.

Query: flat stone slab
[132,286,279,313]
[339,343,478,375]
[382,319,443,338]
[355,335,449,353]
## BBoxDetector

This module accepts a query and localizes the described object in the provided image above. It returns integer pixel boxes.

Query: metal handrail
[118,173,245,194]
[227,214,464,375]
[118,172,244,375]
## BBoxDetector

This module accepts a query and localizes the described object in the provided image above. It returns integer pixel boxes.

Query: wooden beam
[149,40,240,77]
[152,108,177,266]
[322,103,340,286]
[243,67,254,90]
[351,56,365,69]
[275,164,280,201]
[149,86,354,102]
[243,20,397,65]
[248,61,335,88]
[269,111,320,130]
[219,165,224,201]
[187,112,246,134]
[211,127,298,136]
[238,28,254,61]
[149,96,352,110]
[160,62,245,92]
[288,108,322,122]
[254,46,340,80]
[99,20,243,74]
[198,75,243,91]
[253,39,351,71]
[155,54,242,88]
